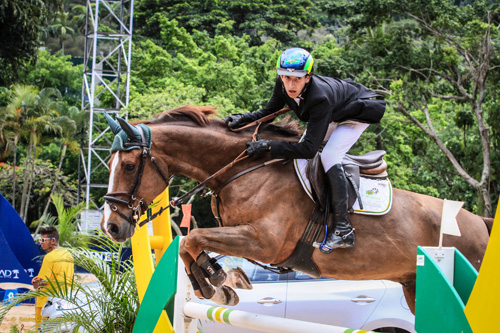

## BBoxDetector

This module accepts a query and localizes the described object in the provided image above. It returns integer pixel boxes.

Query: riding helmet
[276,48,314,77]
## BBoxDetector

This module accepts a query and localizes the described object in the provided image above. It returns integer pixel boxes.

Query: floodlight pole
[79,0,134,210]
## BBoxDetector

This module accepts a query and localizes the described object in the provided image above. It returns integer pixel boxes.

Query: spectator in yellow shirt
[31,226,74,329]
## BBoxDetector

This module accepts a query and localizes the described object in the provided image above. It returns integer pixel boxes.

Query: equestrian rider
[224,47,386,252]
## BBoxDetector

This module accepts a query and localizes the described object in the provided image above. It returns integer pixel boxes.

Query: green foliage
[20,50,83,103]
[135,0,320,46]
[0,0,46,85]
[33,193,89,247]
[127,19,282,119]
[0,234,138,332]
[0,159,78,224]
[323,0,500,215]
[1,0,498,219]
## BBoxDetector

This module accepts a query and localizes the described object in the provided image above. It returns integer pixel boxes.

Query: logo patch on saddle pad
[294,159,393,216]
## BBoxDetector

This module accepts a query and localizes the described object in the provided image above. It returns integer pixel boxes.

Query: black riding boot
[322,164,355,251]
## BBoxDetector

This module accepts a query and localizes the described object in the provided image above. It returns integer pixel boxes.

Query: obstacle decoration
[464,199,500,332]
[132,235,375,333]
[415,199,500,333]
[415,246,476,333]
[131,189,174,332]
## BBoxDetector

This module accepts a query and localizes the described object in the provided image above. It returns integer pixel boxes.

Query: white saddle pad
[294,159,393,216]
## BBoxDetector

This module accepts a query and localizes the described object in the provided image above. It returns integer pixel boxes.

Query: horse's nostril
[107,222,120,236]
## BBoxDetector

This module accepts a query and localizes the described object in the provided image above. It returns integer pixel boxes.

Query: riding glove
[246,140,272,156]
[223,112,255,129]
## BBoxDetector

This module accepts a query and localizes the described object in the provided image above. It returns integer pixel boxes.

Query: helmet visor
[276,68,309,77]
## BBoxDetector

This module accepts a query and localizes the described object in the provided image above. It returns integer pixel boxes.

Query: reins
[228,107,291,134]
[110,108,292,228]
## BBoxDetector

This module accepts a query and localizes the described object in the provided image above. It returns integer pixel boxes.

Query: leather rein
[104,108,291,228]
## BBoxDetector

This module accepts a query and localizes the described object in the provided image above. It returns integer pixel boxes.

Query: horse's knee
[182,229,203,251]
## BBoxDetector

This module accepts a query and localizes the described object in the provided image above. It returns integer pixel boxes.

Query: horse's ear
[116,117,142,142]
[104,113,121,135]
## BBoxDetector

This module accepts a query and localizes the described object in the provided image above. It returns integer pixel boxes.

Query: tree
[0,0,46,85]
[43,11,75,55]
[0,0,65,85]
[40,103,85,219]
[19,88,62,221]
[0,158,79,224]
[323,0,500,216]
[21,49,83,103]
[135,0,320,46]
[0,85,38,208]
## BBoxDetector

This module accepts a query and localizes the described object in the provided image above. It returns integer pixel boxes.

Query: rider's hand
[223,113,253,129]
[246,140,272,157]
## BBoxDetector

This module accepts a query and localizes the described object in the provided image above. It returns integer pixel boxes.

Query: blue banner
[0,193,41,287]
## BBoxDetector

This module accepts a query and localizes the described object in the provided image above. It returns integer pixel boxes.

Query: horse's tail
[482,217,494,235]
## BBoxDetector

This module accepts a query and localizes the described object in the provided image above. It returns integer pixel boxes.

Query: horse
[101,105,491,314]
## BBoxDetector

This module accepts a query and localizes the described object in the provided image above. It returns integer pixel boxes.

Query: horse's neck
[152,125,245,182]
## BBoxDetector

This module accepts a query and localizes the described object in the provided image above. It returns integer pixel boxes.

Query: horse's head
[101,114,169,242]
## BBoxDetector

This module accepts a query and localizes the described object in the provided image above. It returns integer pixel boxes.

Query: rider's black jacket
[248,75,386,160]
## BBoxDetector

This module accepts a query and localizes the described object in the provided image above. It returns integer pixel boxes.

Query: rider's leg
[321,121,369,251]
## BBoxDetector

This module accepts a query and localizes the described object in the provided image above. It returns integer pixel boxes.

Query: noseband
[104,129,169,226]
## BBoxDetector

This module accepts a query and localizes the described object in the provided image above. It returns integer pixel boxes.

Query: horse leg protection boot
[323,164,355,251]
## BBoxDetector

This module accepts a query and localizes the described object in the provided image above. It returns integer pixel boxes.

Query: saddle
[275,150,389,278]
[307,150,388,211]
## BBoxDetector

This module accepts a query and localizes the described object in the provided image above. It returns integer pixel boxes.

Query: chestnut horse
[101,105,491,313]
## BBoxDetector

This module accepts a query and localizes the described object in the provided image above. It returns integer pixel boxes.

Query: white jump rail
[183,301,373,333]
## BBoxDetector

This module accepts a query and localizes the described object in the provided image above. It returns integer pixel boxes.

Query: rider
[224,47,386,251]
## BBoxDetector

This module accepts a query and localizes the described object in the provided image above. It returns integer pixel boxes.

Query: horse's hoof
[225,267,253,290]
[210,285,239,306]
[190,262,215,299]
[222,285,239,306]
[197,253,227,288]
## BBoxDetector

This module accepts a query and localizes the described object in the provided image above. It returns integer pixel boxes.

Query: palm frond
[0,233,139,332]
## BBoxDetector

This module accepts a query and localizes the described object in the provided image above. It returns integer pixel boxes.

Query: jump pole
[134,236,374,333]
[183,302,371,333]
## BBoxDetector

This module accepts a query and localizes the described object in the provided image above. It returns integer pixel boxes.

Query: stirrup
[318,228,355,254]
[336,228,355,240]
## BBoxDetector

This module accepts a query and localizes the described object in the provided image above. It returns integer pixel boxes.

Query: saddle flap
[343,164,360,210]
[306,152,326,208]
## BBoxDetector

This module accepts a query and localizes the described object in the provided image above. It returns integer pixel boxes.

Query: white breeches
[320,121,370,172]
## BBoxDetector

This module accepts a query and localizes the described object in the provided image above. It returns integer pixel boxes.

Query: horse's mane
[138,105,302,137]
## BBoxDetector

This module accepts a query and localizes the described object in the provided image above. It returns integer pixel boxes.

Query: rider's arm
[269,98,331,160]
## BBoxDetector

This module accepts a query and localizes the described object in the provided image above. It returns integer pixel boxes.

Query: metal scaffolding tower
[79,0,134,211]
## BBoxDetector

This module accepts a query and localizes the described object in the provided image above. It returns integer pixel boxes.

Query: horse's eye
[125,164,136,172]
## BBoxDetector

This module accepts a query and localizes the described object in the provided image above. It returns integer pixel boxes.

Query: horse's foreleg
[179,238,214,300]
[179,225,271,306]
[180,236,240,306]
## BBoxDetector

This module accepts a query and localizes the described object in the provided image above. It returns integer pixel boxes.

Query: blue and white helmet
[276,48,314,77]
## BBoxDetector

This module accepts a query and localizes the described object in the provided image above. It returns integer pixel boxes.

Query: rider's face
[280,75,310,99]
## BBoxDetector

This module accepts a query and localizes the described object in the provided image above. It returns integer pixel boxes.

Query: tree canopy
[0,0,498,226]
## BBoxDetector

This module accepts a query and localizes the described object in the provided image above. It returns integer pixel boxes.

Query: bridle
[103,127,169,226]
[104,107,291,228]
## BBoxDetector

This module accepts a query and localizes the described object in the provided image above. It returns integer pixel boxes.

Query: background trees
[0,0,498,227]
[320,0,500,216]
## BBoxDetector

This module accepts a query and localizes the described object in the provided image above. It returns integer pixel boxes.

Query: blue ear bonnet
[110,124,152,153]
